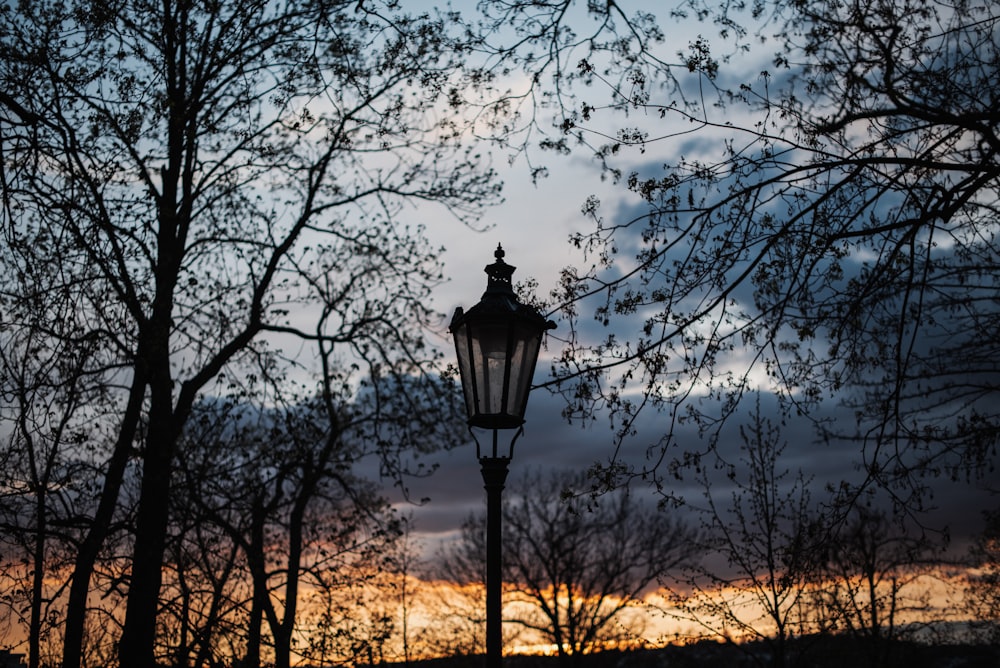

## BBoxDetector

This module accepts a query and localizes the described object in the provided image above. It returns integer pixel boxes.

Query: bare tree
[438,469,698,667]
[814,506,945,668]
[966,506,1000,644]
[164,381,438,668]
[0,263,114,668]
[414,577,489,661]
[380,515,424,667]
[158,508,248,668]
[0,1,499,666]
[459,1,1000,655]
[487,0,1000,510]
[668,401,823,668]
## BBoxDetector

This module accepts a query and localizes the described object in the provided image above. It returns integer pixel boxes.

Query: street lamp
[449,244,555,668]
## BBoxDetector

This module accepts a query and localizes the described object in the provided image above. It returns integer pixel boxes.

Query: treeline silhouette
[373,635,999,668]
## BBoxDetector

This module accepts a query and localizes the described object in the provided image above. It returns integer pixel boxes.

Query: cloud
[401,374,997,556]
[414,15,1000,565]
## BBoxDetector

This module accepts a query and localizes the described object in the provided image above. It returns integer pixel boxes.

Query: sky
[401,148,624,547]
[1,1,995,659]
[395,139,998,564]
[389,4,1000,562]
[5,0,973,586]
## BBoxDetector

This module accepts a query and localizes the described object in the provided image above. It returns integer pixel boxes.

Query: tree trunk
[273,494,308,668]
[29,491,45,668]
[62,376,145,668]
[118,213,183,666]
[241,498,267,668]
[119,400,179,668]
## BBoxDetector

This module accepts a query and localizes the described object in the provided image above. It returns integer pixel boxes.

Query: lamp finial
[484,244,515,296]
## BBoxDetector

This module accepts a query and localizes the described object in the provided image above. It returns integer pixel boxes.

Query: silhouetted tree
[668,401,823,668]
[439,469,698,667]
[164,379,443,668]
[469,1,1000,653]
[0,1,497,666]
[814,505,945,668]
[0,274,116,668]
[414,576,489,660]
[966,506,1000,643]
[382,515,424,667]
[512,0,1000,509]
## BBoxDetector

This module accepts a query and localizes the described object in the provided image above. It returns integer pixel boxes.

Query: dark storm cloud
[415,132,998,558]
[402,364,997,554]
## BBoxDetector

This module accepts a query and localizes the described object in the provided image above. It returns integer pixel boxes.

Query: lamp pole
[449,245,554,668]
[481,453,508,668]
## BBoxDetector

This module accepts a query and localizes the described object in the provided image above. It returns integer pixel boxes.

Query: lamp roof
[449,244,556,331]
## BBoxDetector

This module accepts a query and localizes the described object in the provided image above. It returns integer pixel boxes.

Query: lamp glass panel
[508,322,541,418]
[453,323,476,418]
[475,321,510,417]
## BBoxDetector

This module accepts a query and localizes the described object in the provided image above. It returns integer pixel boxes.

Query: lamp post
[449,244,555,668]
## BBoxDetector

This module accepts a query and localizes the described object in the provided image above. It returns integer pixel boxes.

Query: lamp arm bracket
[469,425,524,461]
[507,425,524,460]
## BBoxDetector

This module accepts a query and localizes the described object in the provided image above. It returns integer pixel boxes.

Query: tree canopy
[3,0,999,664]
[489,0,1000,504]
[0,1,497,666]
